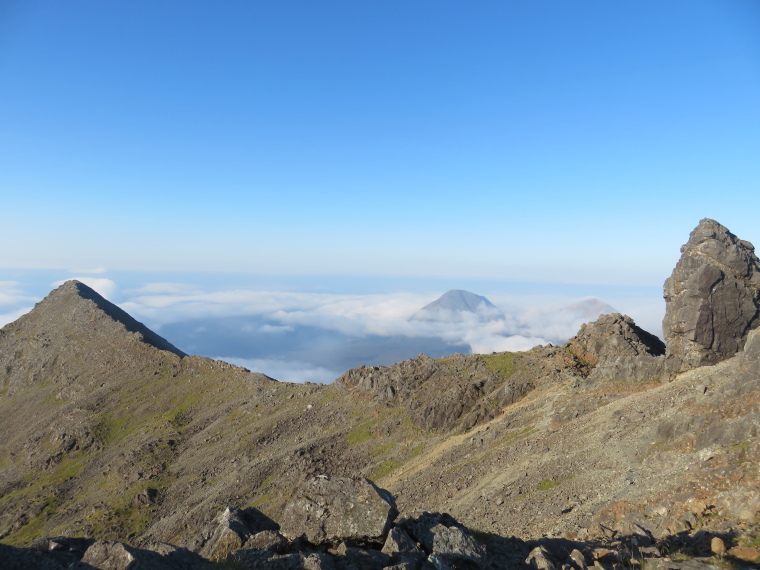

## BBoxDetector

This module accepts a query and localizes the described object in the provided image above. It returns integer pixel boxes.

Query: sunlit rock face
[663,218,760,371]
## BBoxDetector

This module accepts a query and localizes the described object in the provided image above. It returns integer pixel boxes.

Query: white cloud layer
[217,357,342,384]
[1,273,665,384]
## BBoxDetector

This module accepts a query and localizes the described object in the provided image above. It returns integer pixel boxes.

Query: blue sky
[2,1,758,286]
[2,2,759,380]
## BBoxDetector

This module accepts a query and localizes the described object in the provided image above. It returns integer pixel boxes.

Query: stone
[382,526,424,557]
[242,529,288,553]
[527,545,558,570]
[728,545,760,562]
[280,476,397,545]
[567,548,588,570]
[429,523,486,565]
[396,511,460,553]
[80,540,169,569]
[710,537,726,557]
[663,218,760,371]
[195,506,278,561]
[565,313,665,383]
[336,544,391,570]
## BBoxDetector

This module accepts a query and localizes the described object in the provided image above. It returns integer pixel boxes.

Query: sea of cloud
[0,274,665,384]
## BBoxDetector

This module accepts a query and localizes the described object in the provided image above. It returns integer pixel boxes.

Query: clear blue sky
[2,1,759,286]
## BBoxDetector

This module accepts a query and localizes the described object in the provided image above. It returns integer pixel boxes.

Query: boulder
[565,313,665,382]
[194,505,279,561]
[280,476,397,545]
[663,218,760,371]
[428,523,486,568]
[79,540,175,569]
[396,511,486,568]
[526,545,558,570]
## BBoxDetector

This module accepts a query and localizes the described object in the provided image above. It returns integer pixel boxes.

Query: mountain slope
[1,220,760,564]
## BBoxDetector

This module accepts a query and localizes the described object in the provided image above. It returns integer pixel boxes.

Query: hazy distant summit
[558,297,617,321]
[411,289,503,322]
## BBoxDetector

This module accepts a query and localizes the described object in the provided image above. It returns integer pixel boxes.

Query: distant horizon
[0,267,666,383]
[2,2,758,284]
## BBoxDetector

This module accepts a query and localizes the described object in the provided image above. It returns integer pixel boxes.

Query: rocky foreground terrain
[1,218,760,569]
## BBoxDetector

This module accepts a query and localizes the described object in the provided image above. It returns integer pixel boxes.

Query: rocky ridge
[2,219,760,569]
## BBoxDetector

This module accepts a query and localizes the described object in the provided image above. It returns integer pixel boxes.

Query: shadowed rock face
[663,219,760,371]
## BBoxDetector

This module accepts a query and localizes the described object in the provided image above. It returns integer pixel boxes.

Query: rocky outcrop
[565,313,665,383]
[663,218,760,371]
[336,352,535,431]
[280,476,397,546]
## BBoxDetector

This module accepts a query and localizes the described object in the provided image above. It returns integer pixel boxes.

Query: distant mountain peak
[411,289,503,322]
[558,297,617,320]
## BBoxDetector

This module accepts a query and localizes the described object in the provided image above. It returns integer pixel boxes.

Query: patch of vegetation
[536,475,574,491]
[498,425,535,446]
[481,352,517,378]
[370,458,401,480]
[707,556,742,570]
[449,451,492,472]
[5,493,62,545]
[346,422,374,446]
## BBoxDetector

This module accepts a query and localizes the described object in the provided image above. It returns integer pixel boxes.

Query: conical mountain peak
[411,289,502,322]
[3,279,186,358]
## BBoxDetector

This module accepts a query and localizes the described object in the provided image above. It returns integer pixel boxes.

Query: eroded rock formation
[565,313,665,383]
[663,218,760,371]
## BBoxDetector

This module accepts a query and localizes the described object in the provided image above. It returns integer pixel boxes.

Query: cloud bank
[0,273,665,384]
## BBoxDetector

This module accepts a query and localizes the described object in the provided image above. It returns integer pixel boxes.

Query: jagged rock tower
[663,218,760,371]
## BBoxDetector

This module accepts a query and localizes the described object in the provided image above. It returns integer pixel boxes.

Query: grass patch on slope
[481,352,517,378]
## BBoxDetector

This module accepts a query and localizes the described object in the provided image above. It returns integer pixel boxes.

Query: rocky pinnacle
[663,218,760,370]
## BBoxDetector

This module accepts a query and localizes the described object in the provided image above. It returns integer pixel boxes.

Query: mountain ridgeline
[2,218,760,570]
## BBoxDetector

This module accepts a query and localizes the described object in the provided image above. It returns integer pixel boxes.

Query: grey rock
[663,218,760,371]
[280,476,397,545]
[429,523,486,565]
[567,549,588,570]
[195,506,278,561]
[396,512,461,553]
[336,543,391,570]
[80,540,172,569]
[527,545,558,570]
[382,526,424,557]
[565,313,665,382]
[242,529,288,553]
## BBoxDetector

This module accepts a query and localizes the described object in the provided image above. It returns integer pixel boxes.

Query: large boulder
[565,313,665,382]
[663,218,760,371]
[280,476,397,546]
[191,506,279,561]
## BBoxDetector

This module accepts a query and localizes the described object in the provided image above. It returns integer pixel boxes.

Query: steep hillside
[1,219,760,570]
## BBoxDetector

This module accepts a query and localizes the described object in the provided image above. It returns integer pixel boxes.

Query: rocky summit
[663,218,760,371]
[2,219,760,570]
